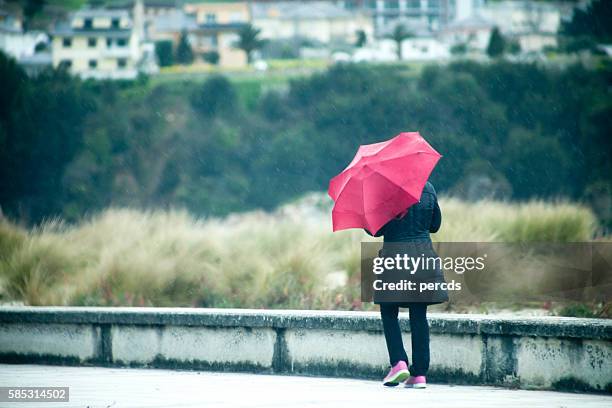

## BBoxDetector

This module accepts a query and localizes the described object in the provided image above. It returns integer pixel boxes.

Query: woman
[365,180,448,389]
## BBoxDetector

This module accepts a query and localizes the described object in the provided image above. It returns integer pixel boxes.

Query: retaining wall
[0,307,610,393]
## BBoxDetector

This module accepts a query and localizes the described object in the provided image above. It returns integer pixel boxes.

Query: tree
[508,39,521,55]
[190,75,237,117]
[175,31,194,65]
[203,50,220,65]
[386,24,413,60]
[355,29,367,48]
[235,24,265,63]
[487,27,506,58]
[450,43,468,56]
[11,0,45,32]
[155,40,174,67]
[0,51,94,223]
[561,0,612,43]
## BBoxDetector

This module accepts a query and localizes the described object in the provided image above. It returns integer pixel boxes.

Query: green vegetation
[355,29,367,48]
[155,40,174,68]
[0,198,602,311]
[557,302,609,318]
[560,0,612,42]
[386,23,413,60]
[176,31,194,65]
[486,27,506,58]
[203,50,220,65]
[235,24,266,64]
[1,52,611,230]
[558,0,612,53]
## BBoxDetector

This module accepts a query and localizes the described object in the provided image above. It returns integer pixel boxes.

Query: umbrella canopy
[328,132,441,234]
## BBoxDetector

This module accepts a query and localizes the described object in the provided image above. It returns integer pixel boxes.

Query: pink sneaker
[404,375,427,389]
[382,361,409,386]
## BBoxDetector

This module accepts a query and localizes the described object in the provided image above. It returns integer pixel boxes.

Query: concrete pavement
[0,364,610,408]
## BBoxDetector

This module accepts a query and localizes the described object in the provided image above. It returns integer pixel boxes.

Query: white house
[252,1,373,45]
[0,10,48,60]
[478,0,574,52]
[51,1,155,79]
[437,14,494,51]
[401,35,451,60]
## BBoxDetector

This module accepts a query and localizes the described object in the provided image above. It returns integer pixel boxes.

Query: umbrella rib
[361,149,439,167]
[369,153,440,192]
[360,171,367,228]
[365,167,419,205]
[329,132,441,233]
[332,176,368,227]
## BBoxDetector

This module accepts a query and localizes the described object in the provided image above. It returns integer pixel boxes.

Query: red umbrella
[328,132,441,234]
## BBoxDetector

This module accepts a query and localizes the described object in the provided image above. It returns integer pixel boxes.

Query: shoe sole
[405,383,427,389]
[383,370,409,386]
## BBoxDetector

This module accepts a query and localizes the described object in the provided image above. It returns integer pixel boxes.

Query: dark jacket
[365,181,448,305]
[368,181,441,242]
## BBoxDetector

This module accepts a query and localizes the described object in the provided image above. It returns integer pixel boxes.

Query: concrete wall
[0,307,610,393]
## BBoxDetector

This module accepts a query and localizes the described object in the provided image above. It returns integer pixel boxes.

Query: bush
[0,199,601,308]
[450,43,468,56]
[487,27,506,58]
[190,75,237,117]
[2,57,610,225]
[203,51,220,65]
[155,40,174,67]
[175,31,193,65]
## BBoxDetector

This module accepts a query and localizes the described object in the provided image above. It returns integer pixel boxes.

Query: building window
[88,38,97,47]
[117,38,127,47]
[117,58,127,68]
[59,59,72,69]
[62,38,72,47]
[111,18,120,29]
[205,13,216,24]
[106,38,112,47]
[385,0,399,10]
[89,59,97,68]
[408,0,421,10]
[367,0,377,10]
[84,18,93,29]
[429,0,440,9]
[428,15,438,29]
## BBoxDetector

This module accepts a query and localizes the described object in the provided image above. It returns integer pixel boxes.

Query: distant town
[0,0,592,79]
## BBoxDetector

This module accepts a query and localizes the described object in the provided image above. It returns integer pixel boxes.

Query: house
[339,0,480,37]
[251,1,373,45]
[107,0,181,39]
[51,1,155,79]
[108,0,181,17]
[437,14,494,52]
[401,34,450,60]
[478,0,574,52]
[479,0,567,35]
[140,0,182,18]
[353,25,450,62]
[0,10,49,60]
[185,1,251,26]
[148,9,198,43]
[150,1,249,67]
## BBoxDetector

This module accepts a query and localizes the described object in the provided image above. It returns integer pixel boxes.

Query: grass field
[0,195,607,317]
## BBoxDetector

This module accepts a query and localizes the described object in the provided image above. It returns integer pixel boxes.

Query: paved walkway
[0,365,610,408]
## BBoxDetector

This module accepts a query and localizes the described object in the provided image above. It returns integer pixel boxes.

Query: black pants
[380,303,429,376]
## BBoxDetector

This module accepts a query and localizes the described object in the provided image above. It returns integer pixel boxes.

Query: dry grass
[0,195,601,311]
